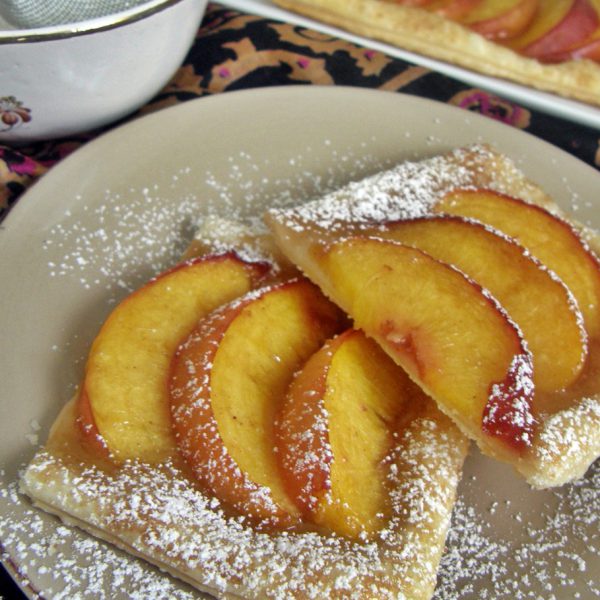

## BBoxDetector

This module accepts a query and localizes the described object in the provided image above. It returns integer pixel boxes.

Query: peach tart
[271,0,600,107]
[20,226,469,596]
[266,143,600,489]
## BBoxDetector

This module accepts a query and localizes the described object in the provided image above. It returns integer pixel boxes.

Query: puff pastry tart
[266,143,600,489]
[21,240,468,595]
[272,0,600,107]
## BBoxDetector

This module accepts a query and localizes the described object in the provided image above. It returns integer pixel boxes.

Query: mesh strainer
[0,0,150,28]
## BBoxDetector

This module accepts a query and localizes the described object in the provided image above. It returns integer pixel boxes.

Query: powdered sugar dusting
[0,478,197,599]
[4,143,599,598]
[435,456,600,599]
[17,406,463,600]
[267,145,502,234]
[43,184,202,295]
[40,146,386,297]
[3,450,598,598]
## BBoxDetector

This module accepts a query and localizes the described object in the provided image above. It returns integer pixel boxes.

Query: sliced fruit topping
[375,215,587,392]
[436,188,600,338]
[169,279,344,528]
[508,0,599,60]
[542,28,600,62]
[77,388,109,458]
[462,0,539,40]
[275,329,412,538]
[391,0,437,6]
[319,237,535,455]
[79,253,270,463]
[273,333,333,519]
[483,353,535,448]
[427,0,484,20]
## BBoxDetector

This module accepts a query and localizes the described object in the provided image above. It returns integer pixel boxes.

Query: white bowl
[0,0,207,143]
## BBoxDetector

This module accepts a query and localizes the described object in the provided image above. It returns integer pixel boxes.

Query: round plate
[1,86,598,599]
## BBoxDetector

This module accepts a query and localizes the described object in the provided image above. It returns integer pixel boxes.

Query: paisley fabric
[1,2,599,223]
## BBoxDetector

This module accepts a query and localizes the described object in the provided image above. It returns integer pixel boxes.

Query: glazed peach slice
[169,279,344,528]
[389,0,436,6]
[276,329,428,539]
[266,216,536,457]
[426,0,483,20]
[436,189,600,338]
[375,215,587,392]
[542,28,600,62]
[78,253,269,462]
[462,0,538,40]
[508,0,599,60]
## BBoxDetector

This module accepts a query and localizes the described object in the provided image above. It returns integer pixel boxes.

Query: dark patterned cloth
[1,3,599,223]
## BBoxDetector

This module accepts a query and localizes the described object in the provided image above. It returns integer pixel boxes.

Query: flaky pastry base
[266,144,600,488]
[21,348,467,598]
[273,0,600,108]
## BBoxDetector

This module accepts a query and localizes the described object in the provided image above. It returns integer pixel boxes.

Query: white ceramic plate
[222,0,600,130]
[0,86,598,599]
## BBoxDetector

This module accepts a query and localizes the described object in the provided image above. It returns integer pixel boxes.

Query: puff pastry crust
[272,0,600,107]
[21,143,600,599]
[21,392,467,599]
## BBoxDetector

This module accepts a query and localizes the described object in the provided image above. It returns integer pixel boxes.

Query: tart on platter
[271,0,600,107]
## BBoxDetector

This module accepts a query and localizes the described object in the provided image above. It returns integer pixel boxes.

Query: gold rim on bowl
[0,0,189,44]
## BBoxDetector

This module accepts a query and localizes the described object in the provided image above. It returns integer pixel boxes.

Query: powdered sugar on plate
[42,181,202,296]
[39,143,385,298]
[2,453,598,598]
[435,455,600,599]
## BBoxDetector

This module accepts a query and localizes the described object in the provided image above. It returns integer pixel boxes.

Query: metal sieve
[0,0,149,28]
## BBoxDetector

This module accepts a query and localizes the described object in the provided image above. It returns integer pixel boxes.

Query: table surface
[1,3,599,598]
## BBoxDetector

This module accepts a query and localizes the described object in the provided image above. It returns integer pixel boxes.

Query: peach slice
[79,253,269,463]
[390,0,437,6]
[275,329,411,538]
[509,0,599,60]
[436,189,600,338]
[375,215,587,392]
[542,28,600,62]
[169,279,344,528]
[265,222,536,457]
[463,0,538,40]
[76,388,109,458]
[427,0,484,20]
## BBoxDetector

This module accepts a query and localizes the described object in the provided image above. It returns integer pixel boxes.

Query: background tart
[272,0,600,107]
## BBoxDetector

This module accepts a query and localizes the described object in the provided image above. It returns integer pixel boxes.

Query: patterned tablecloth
[1,3,599,597]
[1,3,600,226]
